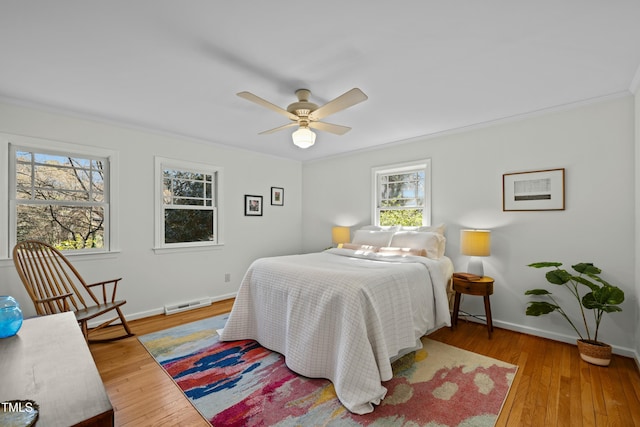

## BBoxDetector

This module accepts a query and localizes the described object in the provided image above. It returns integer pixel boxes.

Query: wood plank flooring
[89,299,640,426]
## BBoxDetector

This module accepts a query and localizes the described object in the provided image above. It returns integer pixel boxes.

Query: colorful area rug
[139,314,517,426]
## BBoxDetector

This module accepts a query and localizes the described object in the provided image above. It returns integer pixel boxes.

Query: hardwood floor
[89,300,233,427]
[89,299,640,426]
[429,322,640,427]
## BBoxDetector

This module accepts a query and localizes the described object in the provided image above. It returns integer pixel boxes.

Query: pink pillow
[378,247,427,257]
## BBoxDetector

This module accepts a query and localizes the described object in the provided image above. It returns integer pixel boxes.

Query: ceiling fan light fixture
[292,126,316,149]
[238,87,367,148]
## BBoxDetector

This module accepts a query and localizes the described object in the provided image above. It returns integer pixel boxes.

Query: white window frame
[154,156,224,251]
[2,133,119,258]
[371,159,431,227]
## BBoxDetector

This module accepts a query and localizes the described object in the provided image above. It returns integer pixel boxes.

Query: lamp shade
[332,226,351,245]
[460,229,491,256]
[292,127,316,148]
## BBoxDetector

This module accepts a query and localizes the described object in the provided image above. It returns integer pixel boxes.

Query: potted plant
[525,262,625,366]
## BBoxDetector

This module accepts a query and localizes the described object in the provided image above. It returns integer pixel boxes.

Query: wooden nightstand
[451,274,495,339]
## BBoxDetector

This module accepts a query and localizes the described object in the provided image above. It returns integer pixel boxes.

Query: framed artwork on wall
[244,195,263,216]
[503,168,565,211]
[271,187,284,206]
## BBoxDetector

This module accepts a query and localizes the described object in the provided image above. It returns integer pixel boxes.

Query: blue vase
[0,296,23,338]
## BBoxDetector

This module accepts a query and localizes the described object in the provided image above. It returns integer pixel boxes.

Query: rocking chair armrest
[86,278,123,303]
[35,293,73,304]
[86,278,122,287]
[34,293,73,312]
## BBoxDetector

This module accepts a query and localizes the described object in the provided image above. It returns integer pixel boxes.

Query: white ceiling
[2,1,640,162]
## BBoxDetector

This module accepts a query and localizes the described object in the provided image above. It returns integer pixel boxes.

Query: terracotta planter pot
[577,339,612,366]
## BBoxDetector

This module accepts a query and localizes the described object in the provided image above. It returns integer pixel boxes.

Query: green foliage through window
[164,209,214,243]
[374,161,430,226]
[157,160,220,247]
[379,209,423,227]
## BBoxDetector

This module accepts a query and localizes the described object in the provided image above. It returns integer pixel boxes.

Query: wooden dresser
[0,311,113,426]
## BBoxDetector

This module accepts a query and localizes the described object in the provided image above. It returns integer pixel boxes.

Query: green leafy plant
[525,262,625,343]
[379,209,422,227]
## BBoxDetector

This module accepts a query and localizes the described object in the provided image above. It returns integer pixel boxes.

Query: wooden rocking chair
[13,240,134,343]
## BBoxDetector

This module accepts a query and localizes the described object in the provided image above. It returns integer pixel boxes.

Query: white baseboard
[210,292,237,304]
[87,292,237,328]
[491,319,638,359]
[452,315,638,359]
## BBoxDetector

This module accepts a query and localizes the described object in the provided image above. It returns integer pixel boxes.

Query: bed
[219,228,454,414]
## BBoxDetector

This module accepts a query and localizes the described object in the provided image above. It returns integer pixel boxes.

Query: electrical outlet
[224,273,231,283]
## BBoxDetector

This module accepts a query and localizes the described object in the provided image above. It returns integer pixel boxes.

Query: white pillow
[389,231,446,259]
[351,230,394,247]
[360,225,400,231]
[416,223,446,235]
[359,225,383,231]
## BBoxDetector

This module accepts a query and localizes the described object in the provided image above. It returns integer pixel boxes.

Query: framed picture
[503,168,565,211]
[244,195,263,216]
[271,187,284,206]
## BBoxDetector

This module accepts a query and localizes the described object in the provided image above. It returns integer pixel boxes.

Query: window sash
[163,206,217,244]
[163,169,214,207]
[16,151,105,203]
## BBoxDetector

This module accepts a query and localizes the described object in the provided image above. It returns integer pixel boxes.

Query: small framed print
[503,168,565,211]
[244,195,263,216]
[271,187,284,206]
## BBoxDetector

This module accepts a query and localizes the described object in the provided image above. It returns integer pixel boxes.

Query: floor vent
[164,298,211,315]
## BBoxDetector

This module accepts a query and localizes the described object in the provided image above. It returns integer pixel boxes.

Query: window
[5,135,118,255]
[155,157,223,249]
[372,160,431,227]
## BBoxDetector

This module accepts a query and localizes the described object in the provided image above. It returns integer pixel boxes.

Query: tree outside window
[163,169,216,244]
[155,157,222,249]
[14,149,108,251]
[373,160,431,227]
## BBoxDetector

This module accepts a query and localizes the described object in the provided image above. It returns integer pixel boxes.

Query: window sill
[0,249,121,268]
[153,242,225,255]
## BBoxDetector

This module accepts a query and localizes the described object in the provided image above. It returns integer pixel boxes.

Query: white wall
[0,102,303,319]
[303,95,637,356]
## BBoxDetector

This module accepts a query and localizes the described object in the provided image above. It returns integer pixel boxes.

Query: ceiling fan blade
[308,88,368,121]
[309,121,351,135]
[258,122,298,135]
[237,91,299,121]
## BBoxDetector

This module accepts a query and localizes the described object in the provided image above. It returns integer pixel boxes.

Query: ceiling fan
[237,88,368,149]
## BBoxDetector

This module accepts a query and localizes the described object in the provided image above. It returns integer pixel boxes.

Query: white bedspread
[219,248,453,414]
